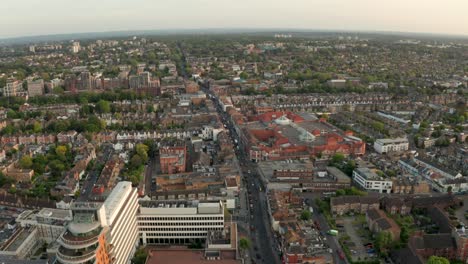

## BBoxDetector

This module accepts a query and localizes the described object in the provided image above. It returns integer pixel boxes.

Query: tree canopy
[239,237,251,250]
[19,156,33,169]
[427,256,450,264]
[300,210,312,221]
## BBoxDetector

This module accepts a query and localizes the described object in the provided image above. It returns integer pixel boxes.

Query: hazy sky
[1,0,467,38]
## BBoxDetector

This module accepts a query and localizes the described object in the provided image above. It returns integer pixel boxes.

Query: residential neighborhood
[0,28,466,264]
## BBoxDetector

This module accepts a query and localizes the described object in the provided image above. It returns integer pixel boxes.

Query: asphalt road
[303,193,349,264]
[202,83,281,264]
[78,148,112,201]
[144,157,156,196]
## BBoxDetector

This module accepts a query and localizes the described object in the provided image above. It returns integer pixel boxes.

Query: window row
[140,227,223,232]
[143,238,204,244]
[144,232,211,237]
[138,222,224,226]
[138,216,223,221]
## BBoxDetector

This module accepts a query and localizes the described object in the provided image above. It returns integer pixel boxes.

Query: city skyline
[1,0,468,38]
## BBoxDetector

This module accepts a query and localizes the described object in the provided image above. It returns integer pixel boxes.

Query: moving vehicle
[327,229,338,236]
[338,250,345,260]
[314,220,320,230]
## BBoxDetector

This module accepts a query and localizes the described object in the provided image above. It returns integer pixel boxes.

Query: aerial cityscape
[0,1,467,264]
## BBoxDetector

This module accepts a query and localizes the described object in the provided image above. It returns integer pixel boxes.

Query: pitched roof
[390,248,423,264]
[423,234,455,249]
[367,209,383,221]
[375,218,392,230]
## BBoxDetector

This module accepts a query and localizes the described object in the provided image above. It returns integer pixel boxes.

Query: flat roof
[139,200,221,209]
[38,208,72,220]
[104,181,133,224]
[354,167,382,181]
[0,255,47,264]
[3,228,33,252]
[326,167,351,183]
[375,138,408,144]
[71,202,103,210]
[258,160,314,178]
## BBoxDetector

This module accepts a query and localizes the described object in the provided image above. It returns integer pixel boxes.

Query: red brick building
[36,134,56,144]
[409,233,457,261]
[184,81,199,93]
[18,135,36,145]
[241,112,365,162]
[160,144,187,174]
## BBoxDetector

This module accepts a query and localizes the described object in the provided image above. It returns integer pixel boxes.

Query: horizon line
[2,27,468,42]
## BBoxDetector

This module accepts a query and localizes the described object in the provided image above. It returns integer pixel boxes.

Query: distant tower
[71,41,81,53]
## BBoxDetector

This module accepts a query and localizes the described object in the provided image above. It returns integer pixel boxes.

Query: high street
[202,82,281,264]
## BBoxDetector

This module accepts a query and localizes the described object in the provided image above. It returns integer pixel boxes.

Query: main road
[202,83,281,264]
[303,193,349,264]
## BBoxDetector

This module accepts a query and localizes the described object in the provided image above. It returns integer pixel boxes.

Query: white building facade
[56,181,138,264]
[353,168,393,193]
[138,200,225,245]
[373,138,409,154]
[104,181,139,264]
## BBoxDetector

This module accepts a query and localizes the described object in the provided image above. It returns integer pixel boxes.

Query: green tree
[96,100,111,113]
[372,121,385,133]
[130,154,143,168]
[239,237,251,251]
[55,145,68,160]
[53,86,64,94]
[32,121,42,133]
[1,124,16,135]
[335,189,346,196]
[0,171,13,187]
[331,153,345,164]
[6,109,19,119]
[427,256,450,264]
[32,154,48,175]
[400,226,409,243]
[146,105,154,113]
[19,156,33,169]
[136,143,149,162]
[49,160,66,177]
[447,186,453,193]
[435,137,450,147]
[131,247,147,264]
[239,72,249,80]
[376,231,393,256]
[300,210,312,221]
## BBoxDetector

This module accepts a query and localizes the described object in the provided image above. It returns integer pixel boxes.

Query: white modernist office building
[138,200,225,245]
[353,167,393,193]
[57,181,138,264]
[373,138,409,154]
[104,181,139,264]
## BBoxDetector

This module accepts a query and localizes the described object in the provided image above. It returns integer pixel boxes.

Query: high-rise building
[129,75,141,89]
[79,71,93,90]
[27,79,45,97]
[56,181,139,264]
[2,80,26,97]
[71,42,81,53]
[64,75,77,92]
[128,72,159,95]
[139,72,150,87]
[29,45,36,53]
